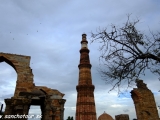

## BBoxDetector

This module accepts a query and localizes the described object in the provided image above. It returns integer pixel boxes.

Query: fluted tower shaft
[75,34,97,120]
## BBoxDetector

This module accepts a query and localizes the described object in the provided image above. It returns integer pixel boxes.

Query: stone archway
[0,61,17,113]
[0,52,66,120]
[0,53,35,97]
[131,79,159,120]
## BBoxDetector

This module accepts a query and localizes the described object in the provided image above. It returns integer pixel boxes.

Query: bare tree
[91,16,160,92]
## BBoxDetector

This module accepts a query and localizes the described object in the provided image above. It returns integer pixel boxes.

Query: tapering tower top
[78,34,91,69]
[81,34,88,48]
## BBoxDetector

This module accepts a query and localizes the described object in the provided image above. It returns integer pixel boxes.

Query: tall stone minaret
[75,34,97,120]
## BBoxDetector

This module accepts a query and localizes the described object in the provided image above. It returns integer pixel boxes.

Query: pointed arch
[0,52,34,97]
[0,56,17,72]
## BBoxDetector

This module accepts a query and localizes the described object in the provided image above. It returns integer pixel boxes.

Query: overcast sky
[0,0,160,120]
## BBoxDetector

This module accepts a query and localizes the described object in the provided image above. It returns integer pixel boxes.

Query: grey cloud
[0,0,160,119]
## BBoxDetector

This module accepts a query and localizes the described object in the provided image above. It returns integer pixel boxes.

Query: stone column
[58,99,66,120]
[43,103,53,120]
[51,106,57,120]
[21,98,31,115]
[4,99,13,115]
[43,96,53,120]
[23,105,30,115]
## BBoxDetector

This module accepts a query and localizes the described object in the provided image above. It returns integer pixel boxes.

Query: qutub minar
[75,34,97,120]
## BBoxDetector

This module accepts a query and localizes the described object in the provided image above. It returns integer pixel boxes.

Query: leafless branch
[91,16,160,92]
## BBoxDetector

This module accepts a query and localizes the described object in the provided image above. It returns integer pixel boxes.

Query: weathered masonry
[131,79,159,120]
[115,114,129,120]
[0,52,66,120]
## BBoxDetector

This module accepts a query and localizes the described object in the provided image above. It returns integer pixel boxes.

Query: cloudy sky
[0,0,160,120]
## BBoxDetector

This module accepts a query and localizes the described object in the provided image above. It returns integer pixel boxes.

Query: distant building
[98,111,114,120]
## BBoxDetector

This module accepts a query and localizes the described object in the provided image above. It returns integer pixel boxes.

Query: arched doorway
[0,62,17,113]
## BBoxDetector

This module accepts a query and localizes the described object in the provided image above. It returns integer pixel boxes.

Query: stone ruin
[114,79,160,120]
[115,114,129,120]
[131,79,160,120]
[0,52,66,120]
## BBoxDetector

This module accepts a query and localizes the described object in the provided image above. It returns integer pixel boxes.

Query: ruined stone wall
[0,52,35,97]
[0,52,66,120]
[131,80,159,120]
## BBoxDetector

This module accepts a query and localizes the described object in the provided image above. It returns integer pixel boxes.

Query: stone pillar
[41,104,45,120]
[22,99,31,115]
[51,106,57,120]
[43,96,54,120]
[23,105,30,115]
[131,79,159,120]
[58,99,66,120]
[43,103,52,120]
[115,114,129,120]
[4,99,13,115]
